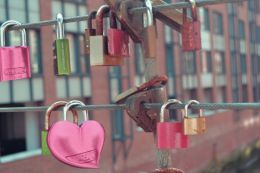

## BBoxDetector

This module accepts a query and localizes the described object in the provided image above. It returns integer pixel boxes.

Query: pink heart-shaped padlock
[47,120,105,168]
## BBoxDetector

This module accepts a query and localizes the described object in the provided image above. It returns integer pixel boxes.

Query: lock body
[90,35,123,66]
[157,122,188,149]
[41,130,51,155]
[107,28,129,57]
[142,25,157,58]
[182,21,201,51]
[0,47,31,81]
[183,117,206,135]
[54,39,71,75]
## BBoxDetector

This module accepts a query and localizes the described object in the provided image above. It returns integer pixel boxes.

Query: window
[240,54,247,74]
[29,30,42,74]
[215,52,225,74]
[204,88,213,102]
[238,20,245,40]
[0,110,26,156]
[213,12,223,35]
[8,0,26,22]
[201,51,212,73]
[182,53,196,74]
[200,8,210,31]
[0,0,6,21]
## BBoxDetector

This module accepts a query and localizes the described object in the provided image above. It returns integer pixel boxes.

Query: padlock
[181,0,201,51]
[47,100,105,168]
[157,99,189,149]
[90,5,123,66]
[53,13,71,75]
[142,0,157,59]
[0,20,31,81]
[41,101,78,156]
[183,100,206,135]
[85,11,97,55]
[107,11,130,57]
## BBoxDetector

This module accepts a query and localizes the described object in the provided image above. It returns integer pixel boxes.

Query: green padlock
[53,13,71,75]
[41,101,78,156]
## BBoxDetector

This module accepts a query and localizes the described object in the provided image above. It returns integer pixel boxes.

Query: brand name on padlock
[66,149,97,164]
[4,67,27,75]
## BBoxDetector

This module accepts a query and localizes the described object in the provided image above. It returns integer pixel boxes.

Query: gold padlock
[183,100,206,135]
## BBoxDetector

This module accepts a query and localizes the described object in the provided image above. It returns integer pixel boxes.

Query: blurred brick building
[0,0,260,173]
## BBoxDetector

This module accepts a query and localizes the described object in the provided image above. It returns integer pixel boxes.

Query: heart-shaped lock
[47,100,105,168]
[152,168,184,173]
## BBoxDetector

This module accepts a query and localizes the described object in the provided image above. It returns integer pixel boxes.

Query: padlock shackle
[183,0,198,22]
[0,20,27,47]
[109,11,118,29]
[88,11,97,29]
[184,100,203,118]
[56,13,65,39]
[160,99,183,122]
[44,101,78,131]
[144,0,153,27]
[96,5,110,35]
[63,100,89,121]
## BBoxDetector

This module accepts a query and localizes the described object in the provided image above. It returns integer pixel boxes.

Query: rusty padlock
[125,86,167,132]
[107,11,130,57]
[142,0,157,58]
[115,75,168,103]
[181,0,201,51]
[90,5,123,66]
[85,11,96,55]
[157,99,189,149]
[183,100,206,135]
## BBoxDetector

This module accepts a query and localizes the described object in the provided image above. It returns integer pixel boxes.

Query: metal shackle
[63,100,89,121]
[0,20,27,47]
[190,0,198,21]
[144,0,153,27]
[56,13,65,39]
[96,5,110,35]
[109,11,118,29]
[87,11,97,29]
[160,99,183,122]
[184,100,203,118]
[44,101,78,131]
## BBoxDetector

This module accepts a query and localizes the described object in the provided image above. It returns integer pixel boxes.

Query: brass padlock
[85,11,96,55]
[142,0,157,59]
[89,5,123,66]
[183,100,206,135]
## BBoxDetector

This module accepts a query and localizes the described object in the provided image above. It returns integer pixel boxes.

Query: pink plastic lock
[157,99,189,149]
[0,20,31,81]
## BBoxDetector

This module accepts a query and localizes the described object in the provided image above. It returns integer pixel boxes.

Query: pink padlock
[157,99,189,149]
[107,11,130,57]
[0,20,31,81]
[47,100,105,169]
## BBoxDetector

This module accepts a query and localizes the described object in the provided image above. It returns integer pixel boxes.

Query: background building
[0,0,260,172]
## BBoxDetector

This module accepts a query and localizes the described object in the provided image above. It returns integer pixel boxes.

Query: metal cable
[0,103,260,113]
[7,0,247,30]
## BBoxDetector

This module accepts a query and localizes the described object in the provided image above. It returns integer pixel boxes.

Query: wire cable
[0,103,260,113]
[7,0,247,30]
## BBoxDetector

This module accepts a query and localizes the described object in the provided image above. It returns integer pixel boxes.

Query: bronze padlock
[142,0,157,59]
[89,5,123,66]
[183,100,206,135]
[85,11,96,55]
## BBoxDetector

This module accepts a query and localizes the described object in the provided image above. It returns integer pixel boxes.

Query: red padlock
[181,0,201,51]
[107,11,130,57]
[0,20,31,81]
[157,99,189,149]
